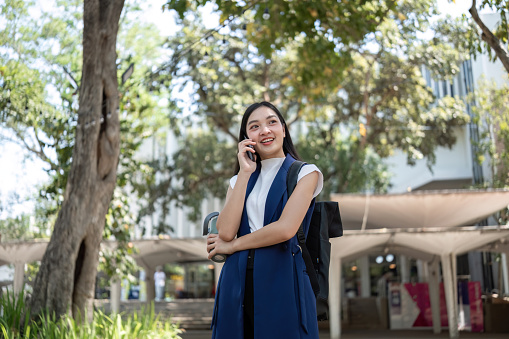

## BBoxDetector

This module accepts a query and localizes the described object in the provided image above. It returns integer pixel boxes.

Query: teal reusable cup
[203,212,228,263]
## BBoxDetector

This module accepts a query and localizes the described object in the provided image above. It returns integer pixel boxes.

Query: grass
[0,289,182,338]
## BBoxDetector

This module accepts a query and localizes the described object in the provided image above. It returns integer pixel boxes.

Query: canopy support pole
[145,266,156,302]
[501,252,509,295]
[110,276,121,313]
[441,253,459,338]
[417,259,429,283]
[330,255,342,339]
[13,261,24,297]
[359,255,370,297]
[400,255,410,283]
[428,257,441,334]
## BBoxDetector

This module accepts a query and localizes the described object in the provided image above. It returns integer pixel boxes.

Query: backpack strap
[287,161,320,297]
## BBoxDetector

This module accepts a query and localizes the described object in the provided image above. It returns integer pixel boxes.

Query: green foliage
[297,130,392,197]
[133,0,473,225]
[0,214,33,242]
[134,131,237,227]
[164,0,395,56]
[0,0,169,276]
[99,192,139,278]
[162,0,399,101]
[0,290,28,338]
[0,190,49,240]
[430,15,478,72]
[450,0,509,67]
[293,0,471,168]
[0,290,182,338]
[476,0,509,53]
[469,79,509,224]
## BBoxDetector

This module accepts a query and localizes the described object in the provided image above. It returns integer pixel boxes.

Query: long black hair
[234,101,301,174]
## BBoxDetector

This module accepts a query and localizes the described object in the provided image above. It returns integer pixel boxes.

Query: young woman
[207,102,323,339]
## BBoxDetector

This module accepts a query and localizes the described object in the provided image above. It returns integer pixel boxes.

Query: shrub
[0,289,182,338]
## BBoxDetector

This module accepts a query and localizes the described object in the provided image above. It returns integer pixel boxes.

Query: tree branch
[61,66,79,92]
[5,127,60,172]
[360,62,375,149]
[469,0,509,73]
[196,85,237,141]
[286,101,303,126]
[223,48,247,82]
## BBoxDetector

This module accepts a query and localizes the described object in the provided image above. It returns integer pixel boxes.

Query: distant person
[206,102,323,339]
[154,266,166,301]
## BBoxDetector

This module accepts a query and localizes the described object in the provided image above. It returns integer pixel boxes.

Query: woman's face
[245,106,286,160]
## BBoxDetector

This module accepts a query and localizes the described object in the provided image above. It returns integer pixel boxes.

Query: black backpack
[287,161,343,321]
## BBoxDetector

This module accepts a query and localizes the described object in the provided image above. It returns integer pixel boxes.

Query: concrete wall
[385,126,473,193]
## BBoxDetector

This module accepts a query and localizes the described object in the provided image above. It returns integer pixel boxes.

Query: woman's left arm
[206,171,318,259]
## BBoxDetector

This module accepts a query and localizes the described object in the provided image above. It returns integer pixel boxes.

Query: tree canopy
[137,0,471,225]
[469,79,509,224]
[0,0,169,277]
[2,0,476,230]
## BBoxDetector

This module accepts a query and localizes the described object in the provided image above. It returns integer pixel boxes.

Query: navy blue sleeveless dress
[211,154,319,339]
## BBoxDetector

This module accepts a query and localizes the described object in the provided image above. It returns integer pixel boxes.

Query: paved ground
[180,329,509,339]
[95,300,509,338]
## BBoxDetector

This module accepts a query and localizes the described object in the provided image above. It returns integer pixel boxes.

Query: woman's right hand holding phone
[238,138,257,174]
[216,139,255,242]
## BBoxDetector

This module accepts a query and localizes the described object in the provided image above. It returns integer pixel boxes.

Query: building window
[442,80,448,97]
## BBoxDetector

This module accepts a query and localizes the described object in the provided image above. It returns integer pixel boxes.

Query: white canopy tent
[328,226,509,339]
[0,240,49,264]
[0,237,209,301]
[102,237,209,268]
[0,240,49,294]
[101,237,209,311]
[327,189,509,339]
[332,189,509,230]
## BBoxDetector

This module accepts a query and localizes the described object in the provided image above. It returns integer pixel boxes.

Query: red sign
[389,282,483,332]
[468,282,483,332]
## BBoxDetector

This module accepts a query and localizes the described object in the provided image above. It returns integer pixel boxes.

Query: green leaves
[1,0,477,240]
[134,131,237,228]
[145,0,472,208]
[0,291,183,338]
[0,213,38,241]
[469,79,509,191]
[1,1,172,277]
[297,129,392,196]
[163,0,396,85]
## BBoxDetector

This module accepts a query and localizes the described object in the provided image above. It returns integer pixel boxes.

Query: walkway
[181,329,509,339]
[94,300,509,338]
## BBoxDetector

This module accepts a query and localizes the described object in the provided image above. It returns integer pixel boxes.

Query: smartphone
[244,134,255,161]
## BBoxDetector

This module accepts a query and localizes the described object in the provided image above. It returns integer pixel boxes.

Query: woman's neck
[259,152,286,161]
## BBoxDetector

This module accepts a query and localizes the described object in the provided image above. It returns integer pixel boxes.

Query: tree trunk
[469,0,509,74]
[30,0,125,320]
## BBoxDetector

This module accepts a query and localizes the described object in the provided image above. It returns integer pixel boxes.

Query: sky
[0,0,481,218]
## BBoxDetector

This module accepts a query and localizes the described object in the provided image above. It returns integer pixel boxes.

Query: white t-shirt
[229,157,323,233]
